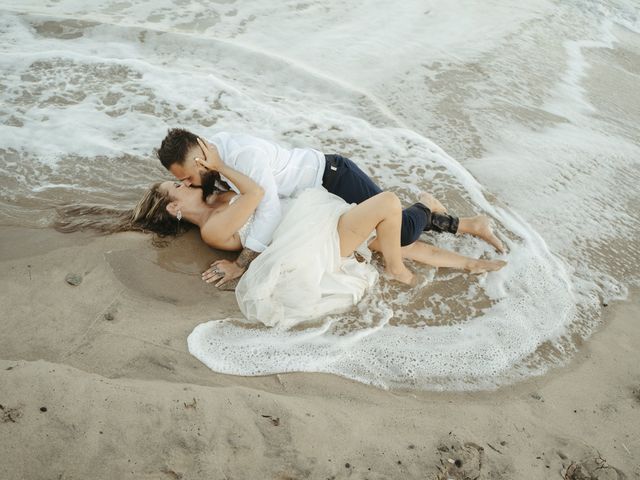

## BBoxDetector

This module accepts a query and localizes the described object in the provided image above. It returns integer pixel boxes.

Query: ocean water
[1,0,639,390]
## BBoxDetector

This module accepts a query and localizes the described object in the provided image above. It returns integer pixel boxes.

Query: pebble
[65,273,82,286]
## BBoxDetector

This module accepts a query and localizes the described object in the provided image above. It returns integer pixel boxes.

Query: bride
[57,138,506,328]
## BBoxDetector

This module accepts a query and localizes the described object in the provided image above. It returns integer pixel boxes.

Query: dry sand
[1,225,638,479]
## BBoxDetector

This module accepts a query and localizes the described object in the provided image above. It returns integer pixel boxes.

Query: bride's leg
[337,192,414,285]
[369,239,507,274]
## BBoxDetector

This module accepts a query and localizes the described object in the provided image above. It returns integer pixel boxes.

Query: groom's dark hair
[156,128,199,169]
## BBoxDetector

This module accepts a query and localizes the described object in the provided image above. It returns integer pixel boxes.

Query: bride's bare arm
[196,138,264,248]
[200,185,263,248]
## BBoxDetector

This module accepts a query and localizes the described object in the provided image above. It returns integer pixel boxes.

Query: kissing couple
[58,129,506,327]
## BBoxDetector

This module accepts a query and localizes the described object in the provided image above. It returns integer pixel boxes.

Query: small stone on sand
[65,273,82,286]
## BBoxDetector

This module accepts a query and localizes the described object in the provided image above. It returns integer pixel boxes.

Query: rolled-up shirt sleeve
[231,147,281,252]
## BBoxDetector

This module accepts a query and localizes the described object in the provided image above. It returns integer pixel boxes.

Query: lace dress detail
[229,195,254,247]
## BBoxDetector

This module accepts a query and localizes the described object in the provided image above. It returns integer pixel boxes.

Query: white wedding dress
[234,188,378,329]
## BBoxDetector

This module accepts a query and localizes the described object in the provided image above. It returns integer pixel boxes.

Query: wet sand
[0,225,638,479]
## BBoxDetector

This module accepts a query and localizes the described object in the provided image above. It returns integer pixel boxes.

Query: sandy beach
[1,225,638,479]
[2,1,640,478]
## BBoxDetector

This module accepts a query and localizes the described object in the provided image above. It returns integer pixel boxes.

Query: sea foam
[1,1,639,389]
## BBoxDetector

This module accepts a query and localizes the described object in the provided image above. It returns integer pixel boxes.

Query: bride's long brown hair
[54,182,192,237]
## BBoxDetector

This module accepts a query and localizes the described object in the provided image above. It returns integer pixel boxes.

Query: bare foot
[466,215,505,253]
[385,266,417,286]
[419,192,447,214]
[467,259,507,274]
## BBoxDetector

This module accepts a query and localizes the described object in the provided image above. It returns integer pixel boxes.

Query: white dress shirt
[207,132,325,252]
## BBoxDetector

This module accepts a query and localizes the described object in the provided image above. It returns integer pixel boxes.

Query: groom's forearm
[236,247,259,270]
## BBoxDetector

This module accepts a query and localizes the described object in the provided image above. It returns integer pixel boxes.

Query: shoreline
[1,225,638,478]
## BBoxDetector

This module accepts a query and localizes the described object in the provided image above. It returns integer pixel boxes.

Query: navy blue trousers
[322,154,459,246]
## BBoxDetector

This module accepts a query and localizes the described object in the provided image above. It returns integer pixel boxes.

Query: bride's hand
[195,137,224,172]
[202,259,246,287]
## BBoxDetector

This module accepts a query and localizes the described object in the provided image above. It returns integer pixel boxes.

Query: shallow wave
[1,2,639,389]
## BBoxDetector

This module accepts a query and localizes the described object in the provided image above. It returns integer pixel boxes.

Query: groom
[156,128,461,287]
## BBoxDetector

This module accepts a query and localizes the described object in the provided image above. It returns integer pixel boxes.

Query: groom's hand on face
[201,259,246,288]
[195,137,224,173]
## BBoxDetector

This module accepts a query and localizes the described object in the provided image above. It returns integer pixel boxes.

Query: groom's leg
[322,154,382,204]
[322,154,459,246]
